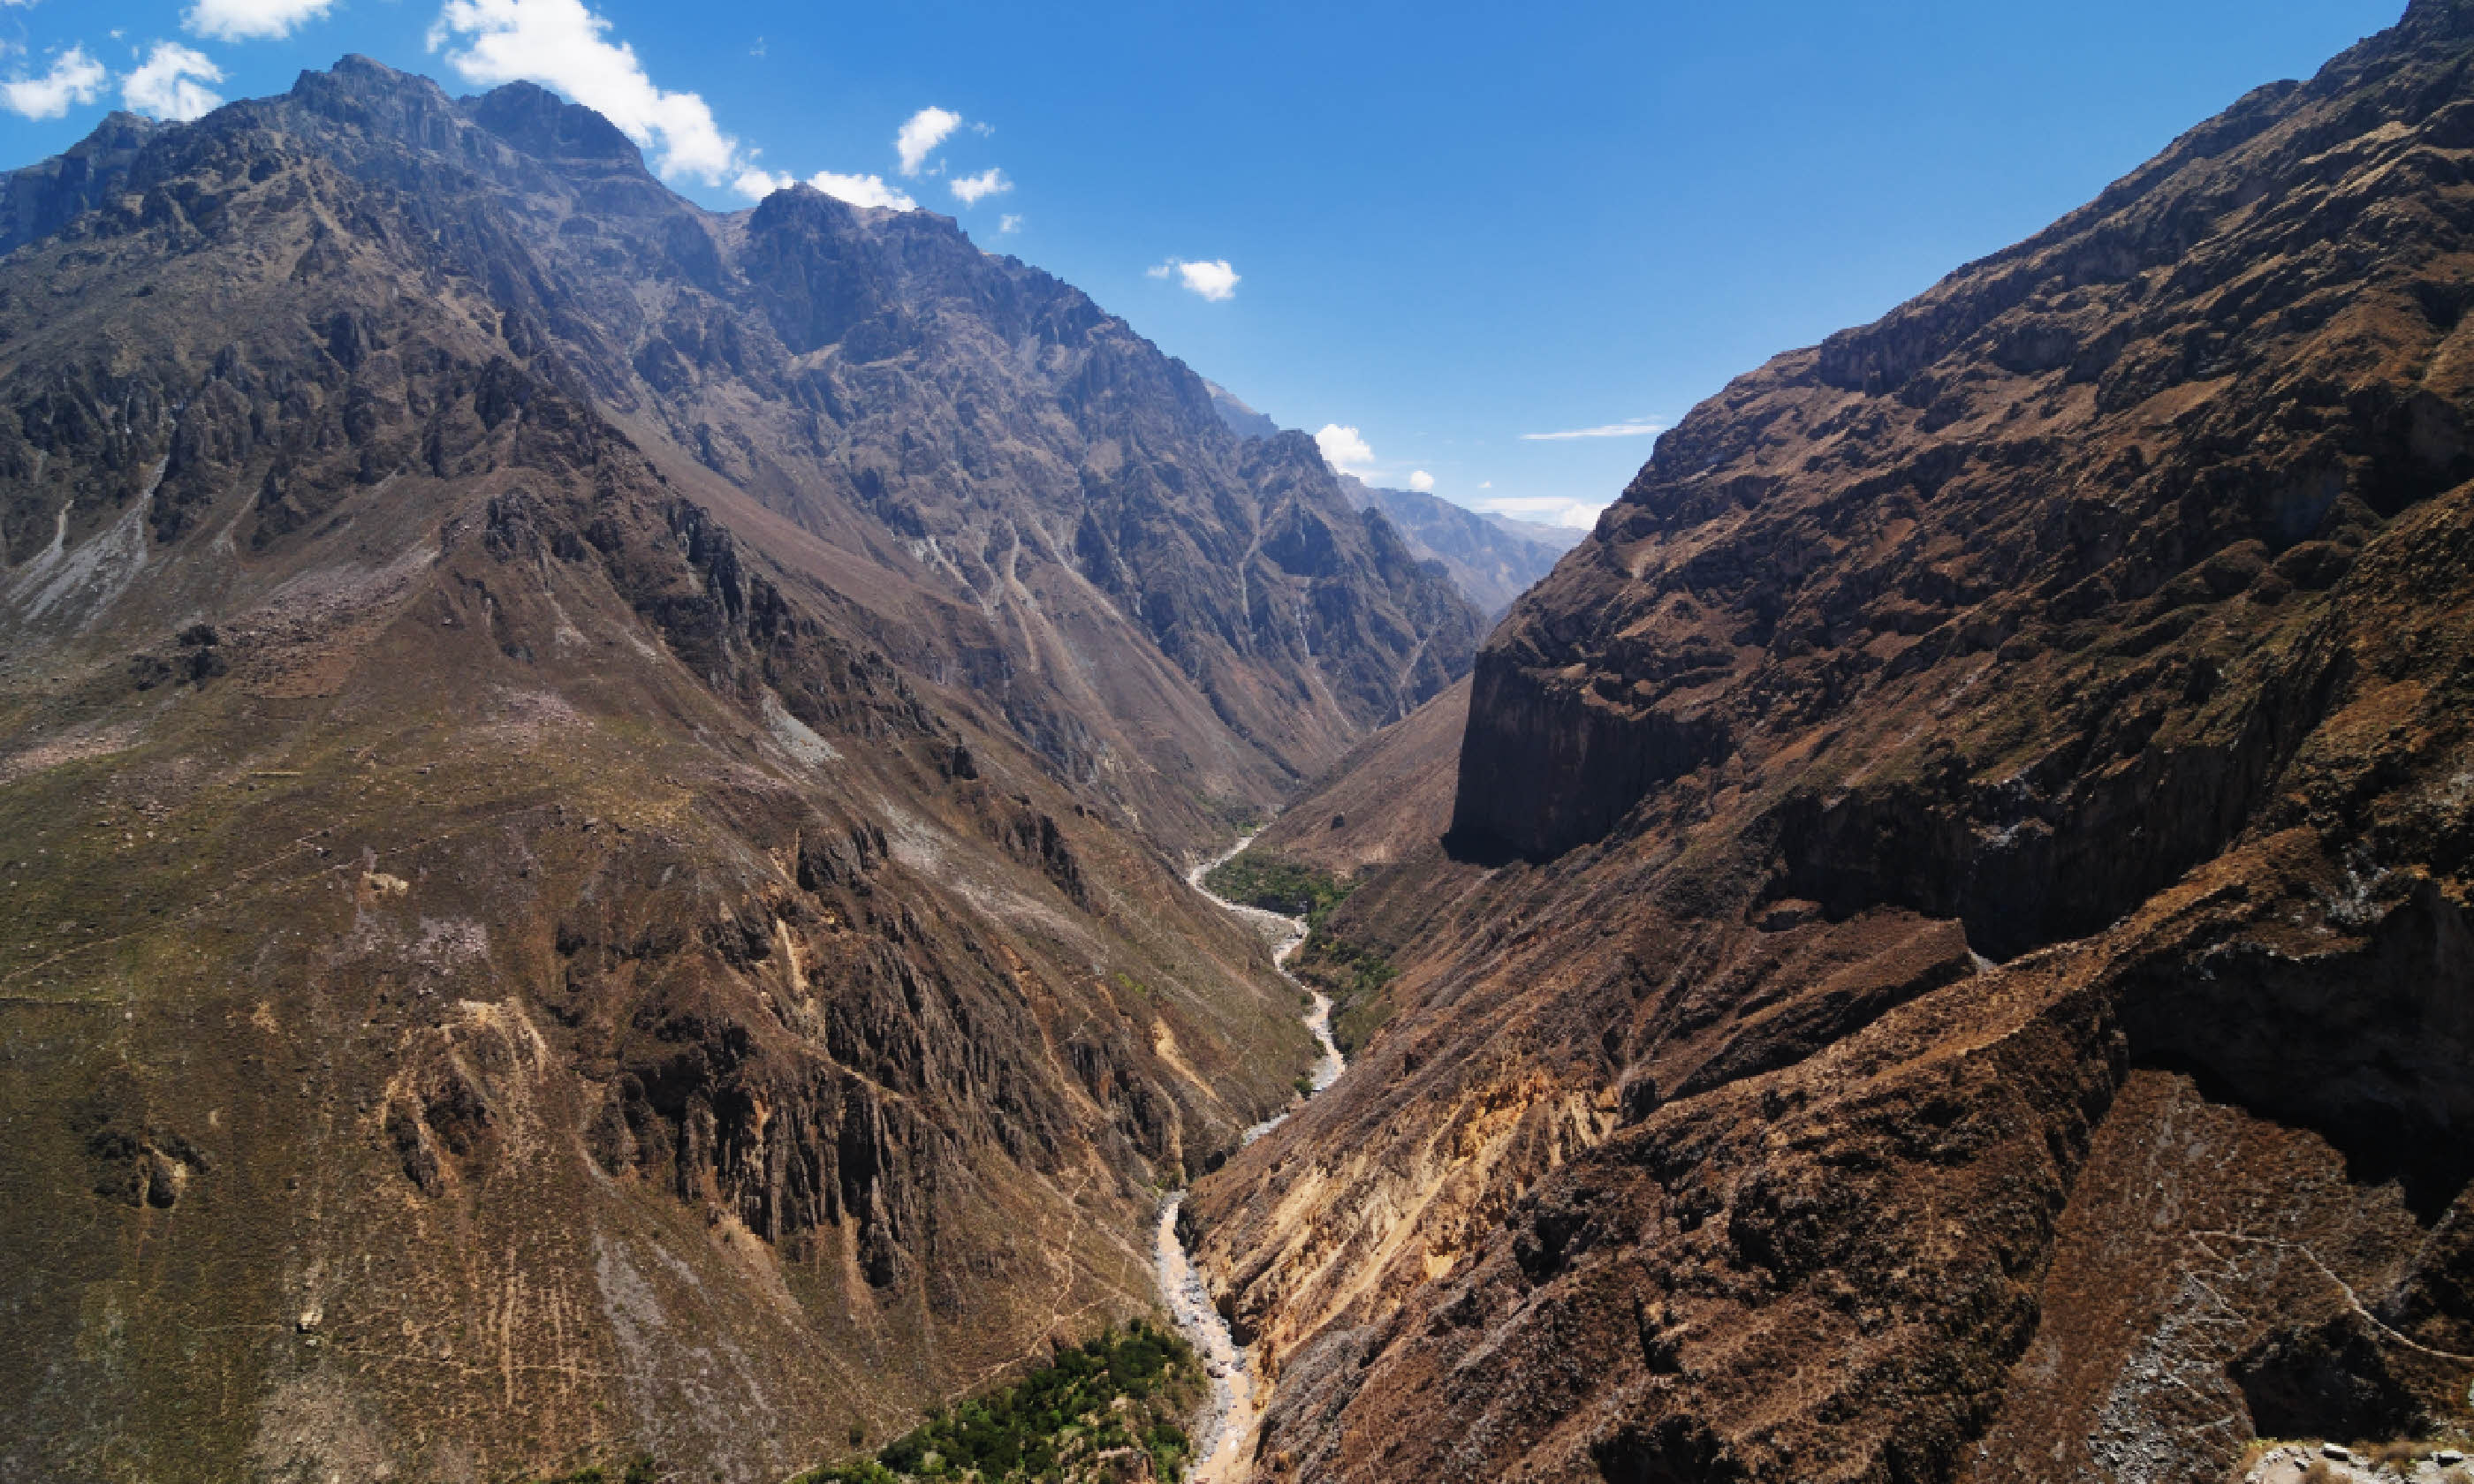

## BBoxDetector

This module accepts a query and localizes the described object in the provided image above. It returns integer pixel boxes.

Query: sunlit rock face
[1185,5,2474,1481]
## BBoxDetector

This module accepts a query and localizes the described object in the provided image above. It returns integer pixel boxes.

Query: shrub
[839,1320,1203,1483]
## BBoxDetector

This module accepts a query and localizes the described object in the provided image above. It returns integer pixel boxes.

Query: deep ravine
[1158,832,1346,1482]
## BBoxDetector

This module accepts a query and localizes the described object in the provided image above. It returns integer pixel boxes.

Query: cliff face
[1187,5,2474,1482]
[0,57,1478,1484]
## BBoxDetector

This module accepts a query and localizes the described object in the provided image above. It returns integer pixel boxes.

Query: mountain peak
[464,80,644,169]
[285,52,458,140]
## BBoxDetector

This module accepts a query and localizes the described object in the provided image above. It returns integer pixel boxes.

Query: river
[1156,833,1346,1483]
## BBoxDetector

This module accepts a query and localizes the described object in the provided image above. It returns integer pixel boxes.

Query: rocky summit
[1184,4,2474,1483]
[0,55,1479,1484]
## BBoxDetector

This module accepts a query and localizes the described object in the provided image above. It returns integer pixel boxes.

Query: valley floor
[1163,837,1347,1482]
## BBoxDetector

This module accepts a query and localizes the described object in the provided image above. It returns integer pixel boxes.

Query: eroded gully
[1157,832,1346,1483]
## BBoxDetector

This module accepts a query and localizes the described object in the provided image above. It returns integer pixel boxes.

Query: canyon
[8,2,2474,1482]
[0,55,1472,1484]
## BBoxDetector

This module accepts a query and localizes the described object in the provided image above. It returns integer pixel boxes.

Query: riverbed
[1157,834,1346,1482]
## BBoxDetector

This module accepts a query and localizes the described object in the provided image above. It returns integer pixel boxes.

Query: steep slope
[0,58,1477,1484]
[1186,5,2474,1483]
[1241,678,1470,880]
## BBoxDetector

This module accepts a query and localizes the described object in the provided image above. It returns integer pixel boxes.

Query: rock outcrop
[1186,6,2474,1483]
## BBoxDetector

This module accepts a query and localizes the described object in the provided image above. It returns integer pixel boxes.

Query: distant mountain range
[1203,380,1579,615]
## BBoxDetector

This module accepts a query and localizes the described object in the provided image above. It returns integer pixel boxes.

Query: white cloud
[949,167,1009,206]
[1408,470,1436,493]
[1478,495,1607,530]
[731,164,916,211]
[1,45,105,119]
[1150,257,1239,302]
[732,166,792,199]
[998,213,1022,234]
[1315,424,1376,476]
[431,0,741,184]
[1479,481,1493,488]
[122,42,223,121]
[1518,418,1664,442]
[895,105,962,176]
[185,0,335,42]
[805,169,915,210]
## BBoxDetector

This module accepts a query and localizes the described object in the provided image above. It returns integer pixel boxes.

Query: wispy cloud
[0,45,105,119]
[949,167,1010,206]
[122,41,223,121]
[998,213,1022,234]
[185,0,335,42]
[896,105,962,175]
[1518,418,1664,442]
[431,0,742,184]
[1148,257,1239,302]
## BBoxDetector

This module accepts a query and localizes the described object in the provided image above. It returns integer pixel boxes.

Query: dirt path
[1161,833,1345,1482]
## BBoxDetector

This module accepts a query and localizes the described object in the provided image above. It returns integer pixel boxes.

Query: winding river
[1157,833,1347,1483]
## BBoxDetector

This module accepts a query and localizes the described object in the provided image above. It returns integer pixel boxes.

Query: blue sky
[0,0,2406,526]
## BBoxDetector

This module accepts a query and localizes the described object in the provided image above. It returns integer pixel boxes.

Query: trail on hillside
[1157,832,1345,1482]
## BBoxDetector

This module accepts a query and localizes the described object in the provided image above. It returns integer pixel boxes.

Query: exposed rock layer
[1187,6,2474,1483]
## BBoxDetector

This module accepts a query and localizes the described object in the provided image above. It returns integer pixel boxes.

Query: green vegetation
[795,1321,1203,1484]
[1294,931,1398,1056]
[1203,852,1355,927]
[1203,850,1402,1056]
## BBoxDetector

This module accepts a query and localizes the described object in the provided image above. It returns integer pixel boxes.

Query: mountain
[1204,378,1284,443]
[0,57,1482,1483]
[1202,381,1573,617]
[1335,475,1572,617]
[1483,509,1586,553]
[1184,5,2474,1482]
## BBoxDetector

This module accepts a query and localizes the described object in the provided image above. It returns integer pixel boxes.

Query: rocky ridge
[1184,5,2474,1483]
[1203,379,1572,617]
[0,56,1480,1484]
